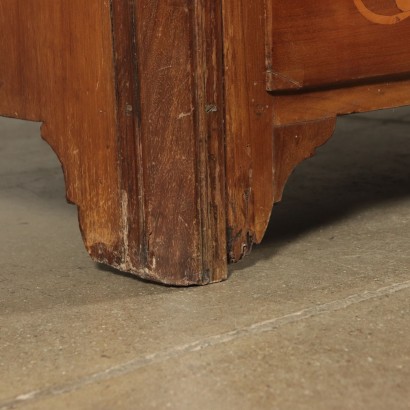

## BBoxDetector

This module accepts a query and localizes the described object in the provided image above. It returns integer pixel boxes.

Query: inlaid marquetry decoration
[354,0,410,24]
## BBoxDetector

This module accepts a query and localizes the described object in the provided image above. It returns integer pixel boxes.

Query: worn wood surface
[222,0,275,261]
[1,0,410,284]
[0,0,125,266]
[0,0,227,285]
[131,1,227,284]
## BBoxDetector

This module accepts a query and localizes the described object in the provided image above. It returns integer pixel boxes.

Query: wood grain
[222,0,410,264]
[1,0,410,284]
[132,0,227,284]
[273,120,337,202]
[266,0,410,90]
[0,0,125,266]
[222,0,275,261]
[273,80,410,126]
[0,0,227,285]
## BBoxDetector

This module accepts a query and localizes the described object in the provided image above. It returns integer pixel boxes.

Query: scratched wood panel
[267,0,410,90]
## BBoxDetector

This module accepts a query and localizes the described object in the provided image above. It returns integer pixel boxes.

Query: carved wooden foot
[0,1,226,285]
[2,0,410,285]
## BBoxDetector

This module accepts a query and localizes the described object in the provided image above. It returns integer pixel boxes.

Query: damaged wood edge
[222,0,255,264]
[227,227,254,263]
[82,0,152,282]
[106,0,147,275]
[226,117,337,264]
[87,0,186,286]
[92,0,228,286]
[222,0,275,263]
[42,121,134,277]
[0,1,228,286]
[105,0,189,285]
[0,2,130,276]
[192,0,228,283]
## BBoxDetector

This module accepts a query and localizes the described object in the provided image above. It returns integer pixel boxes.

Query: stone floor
[0,107,409,410]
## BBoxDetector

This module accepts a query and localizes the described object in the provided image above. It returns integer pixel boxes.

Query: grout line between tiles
[302,252,409,278]
[2,279,410,409]
[343,115,410,125]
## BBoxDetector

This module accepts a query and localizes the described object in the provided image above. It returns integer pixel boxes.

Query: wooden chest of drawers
[1,0,409,285]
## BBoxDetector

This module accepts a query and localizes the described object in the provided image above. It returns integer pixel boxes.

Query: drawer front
[266,0,410,91]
